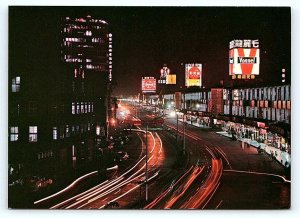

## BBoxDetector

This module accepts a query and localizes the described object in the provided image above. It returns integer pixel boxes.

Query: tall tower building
[61,15,113,141]
[61,15,111,75]
[9,12,113,206]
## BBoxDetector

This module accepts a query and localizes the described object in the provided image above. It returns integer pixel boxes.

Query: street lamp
[127,109,165,203]
[183,113,186,155]
[145,124,148,201]
[176,111,180,142]
[144,113,165,202]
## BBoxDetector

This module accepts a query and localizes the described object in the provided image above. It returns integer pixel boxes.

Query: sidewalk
[216,131,291,168]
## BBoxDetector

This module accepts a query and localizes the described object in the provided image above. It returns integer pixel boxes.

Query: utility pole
[183,88,186,155]
[145,124,148,201]
[183,114,186,155]
[176,113,179,142]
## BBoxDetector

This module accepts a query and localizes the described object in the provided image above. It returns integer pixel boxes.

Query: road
[163,116,290,209]
[33,103,290,209]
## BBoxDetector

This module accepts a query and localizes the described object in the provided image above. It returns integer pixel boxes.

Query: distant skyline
[9,6,290,96]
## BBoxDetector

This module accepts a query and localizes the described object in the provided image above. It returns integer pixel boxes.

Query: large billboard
[185,63,202,87]
[142,77,156,93]
[229,39,260,79]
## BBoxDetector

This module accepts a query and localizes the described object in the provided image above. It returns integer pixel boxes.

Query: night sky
[9,6,291,96]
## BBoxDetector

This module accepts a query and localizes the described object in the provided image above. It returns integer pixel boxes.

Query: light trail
[215,199,223,209]
[50,131,148,208]
[223,169,291,183]
[145,166,194,209]
[155,132,163,154]
[34,170,98,205]
[65,176,125,208]
[49,124,165,209]
[164,166,205,209]
[179,159,223,209]
[50,180,109,209]
[71,155,155,209]
[214,146,232,169]
[98,171,160,209]
[201,182,221,209]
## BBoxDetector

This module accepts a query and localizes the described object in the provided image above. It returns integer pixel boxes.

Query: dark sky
[9,7,291,96]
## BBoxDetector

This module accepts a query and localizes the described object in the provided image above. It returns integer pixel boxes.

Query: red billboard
[229,39,260,79]
[142,77,156,93]
[185,63,202,87]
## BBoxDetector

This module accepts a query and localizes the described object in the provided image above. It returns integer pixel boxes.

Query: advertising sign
[158,66,170,84]
[185,63,202,87]
[166,74,176,84]
[229,39,260,79]
[142,77,156,93]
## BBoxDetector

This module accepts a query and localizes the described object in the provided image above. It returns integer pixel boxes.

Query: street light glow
[169,111,176,117]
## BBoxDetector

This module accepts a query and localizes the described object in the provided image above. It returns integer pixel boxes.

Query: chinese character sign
[185,63,202,87]
[142,77,156,93]
[229,39,260,76]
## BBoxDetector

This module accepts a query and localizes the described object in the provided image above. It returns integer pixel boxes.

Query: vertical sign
[185,63,202,87]
[158,66,170,84]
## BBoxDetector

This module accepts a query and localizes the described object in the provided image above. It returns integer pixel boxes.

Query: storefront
[185,111,211,127]
[217,118,290,154]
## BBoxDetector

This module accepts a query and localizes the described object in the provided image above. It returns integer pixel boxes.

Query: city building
[9,14,112,186]
[150,83,291,156]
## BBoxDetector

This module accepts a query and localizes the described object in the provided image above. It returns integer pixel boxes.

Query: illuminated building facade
[8,13,112,190]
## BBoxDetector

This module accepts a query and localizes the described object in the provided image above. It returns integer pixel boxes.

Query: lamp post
[183,113,186,155]
[176,112,179,142]
[144,114,164,202]
[145,124,148,202]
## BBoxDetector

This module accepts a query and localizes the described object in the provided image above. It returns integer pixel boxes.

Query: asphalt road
[164,117,290,209]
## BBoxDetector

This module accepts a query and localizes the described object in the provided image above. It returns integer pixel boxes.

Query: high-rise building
[9,11,112,202]
[61,15,112,75]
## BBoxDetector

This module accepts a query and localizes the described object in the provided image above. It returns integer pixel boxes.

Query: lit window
[12,77,20,92]
[53,127,57,140]
[77,103,80,114]
[88,103,91,112]
[72,102,76,114]
[29,126,38,142]
[85,103,88,113]
[10,127,19,141]
[81,102,84,113]
[91,103,94,112]
[66,125,70,137]
[96,125,100,135]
